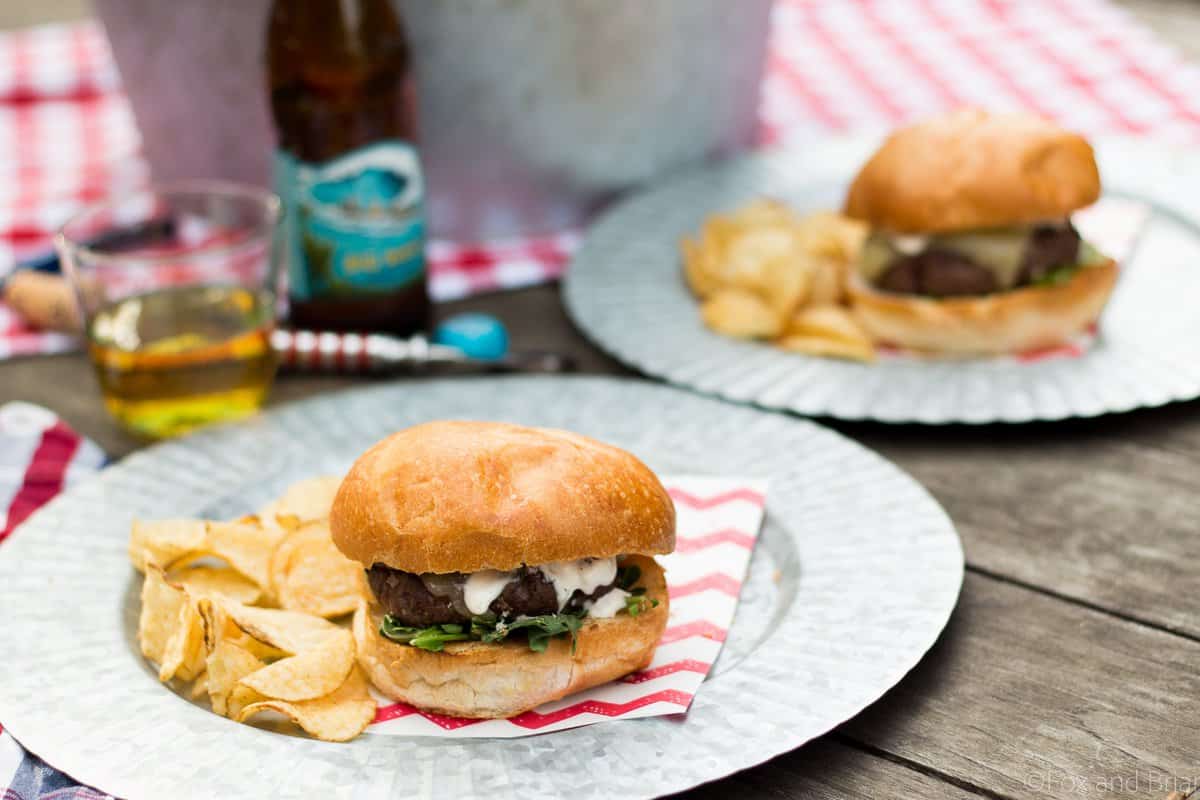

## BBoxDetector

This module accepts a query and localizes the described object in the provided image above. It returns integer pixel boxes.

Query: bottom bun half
[846,259,1118,356]
[353,554,670,719]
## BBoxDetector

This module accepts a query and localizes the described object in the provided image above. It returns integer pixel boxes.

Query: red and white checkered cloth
[0,403,108,798]
[4,0,1200,360]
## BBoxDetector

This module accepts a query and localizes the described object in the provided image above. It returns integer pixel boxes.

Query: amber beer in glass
[267,0,430,334]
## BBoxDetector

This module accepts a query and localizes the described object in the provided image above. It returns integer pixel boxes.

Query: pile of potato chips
[681,199,878,361]
[131,476,376,742]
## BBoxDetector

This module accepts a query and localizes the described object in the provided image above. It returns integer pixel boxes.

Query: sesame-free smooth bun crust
[845,109,1101,233]
[330,421,676,574]
[353,555,670,718]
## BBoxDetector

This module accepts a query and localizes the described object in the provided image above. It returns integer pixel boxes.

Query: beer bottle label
[275,140,426,301]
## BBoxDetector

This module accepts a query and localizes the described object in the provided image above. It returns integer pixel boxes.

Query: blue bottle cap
[433,313,510,361]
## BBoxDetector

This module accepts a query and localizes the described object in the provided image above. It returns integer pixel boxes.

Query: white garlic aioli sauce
[586,588,630,619]
[890,234,929,255]
[538,557,618,611]
[463,569,516,615]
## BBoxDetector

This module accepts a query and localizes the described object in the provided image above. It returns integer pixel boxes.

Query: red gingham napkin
[4,0,1200,360]
[0,403,110,798]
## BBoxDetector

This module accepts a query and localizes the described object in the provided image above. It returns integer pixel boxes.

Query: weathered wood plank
[840,572,1200,799]
[683,740,983,800]
[851,416,1200,639]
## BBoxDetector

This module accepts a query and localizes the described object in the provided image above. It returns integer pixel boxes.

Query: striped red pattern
[621,659,711,683]
[674,527,758,553]
[373,704,484,730]
[507,690,693,729]
[6,0,1200,359]
[668,573,744,600]
[374,690,694,731]
[0,421,78,543]
[659,620,729,646]
[668,487,767,510]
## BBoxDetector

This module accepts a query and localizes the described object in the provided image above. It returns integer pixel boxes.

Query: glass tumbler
[57,182,283,438]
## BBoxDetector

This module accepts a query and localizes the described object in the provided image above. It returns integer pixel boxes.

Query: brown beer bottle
[266,0,430,334]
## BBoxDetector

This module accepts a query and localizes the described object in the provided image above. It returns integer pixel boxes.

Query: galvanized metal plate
[564,136,1200,423]
[0,377,962,799]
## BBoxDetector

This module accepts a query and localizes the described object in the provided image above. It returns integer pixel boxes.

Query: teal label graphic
[275,140,426,301]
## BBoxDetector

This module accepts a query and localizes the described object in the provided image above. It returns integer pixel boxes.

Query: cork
[2,272,82,333]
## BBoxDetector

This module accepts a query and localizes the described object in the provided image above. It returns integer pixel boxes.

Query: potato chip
[795,211,869,263]
[786,305,873,341]
[139,567,206,681]
[699,217,737,280]
[223,603,347,655]
[129,520,206,572]
[188,672,209,700]
[158,600,206,682]
[684,198,880,361]
[758,253,812,317]
[778,306,876,362]
[138,566,187,665]
[227,684,267,720]
[237,666,376,743]
[270,521,366,618]
[170,565,262,604]
[198,596,234,652]
[198,599,266,716]
[205,520,285,591]
[729,198,795,228]
[701,289,784,338]
[805,257,845,308]
[208,638,268,717]
[724,226,799,289]
[777,334,876,362]
[232,631,288,662]
[135,502,375,741]
[238,633,355,701]
[258,476,342,530]
[198,600,286,660]
[682,238,722,298]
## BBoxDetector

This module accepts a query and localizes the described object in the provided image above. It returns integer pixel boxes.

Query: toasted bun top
[330,421,676,573]
[844,109,1100,233]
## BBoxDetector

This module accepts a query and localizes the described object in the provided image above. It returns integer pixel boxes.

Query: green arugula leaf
[383,611,587,653]
[1032,263,1080,287]
[479,613,585,652]
[409,629,469,651]
[379,616,470,652]
[379,616,421,643]
[625,593,648,617]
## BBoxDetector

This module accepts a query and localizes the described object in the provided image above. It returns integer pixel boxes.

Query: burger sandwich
[331,420,675,719]
[844,109,1118,355]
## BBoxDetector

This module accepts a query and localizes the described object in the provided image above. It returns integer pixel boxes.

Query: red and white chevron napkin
[368,476,768,737]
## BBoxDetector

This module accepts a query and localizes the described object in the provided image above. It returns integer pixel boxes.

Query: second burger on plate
[332,420,675,719]
[845,108,1118,355]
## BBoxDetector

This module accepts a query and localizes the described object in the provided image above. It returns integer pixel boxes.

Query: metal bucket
[95,0,773,240]
[397,0,774,238]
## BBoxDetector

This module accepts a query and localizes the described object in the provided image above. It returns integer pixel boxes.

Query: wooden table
[4,283,1199,799]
